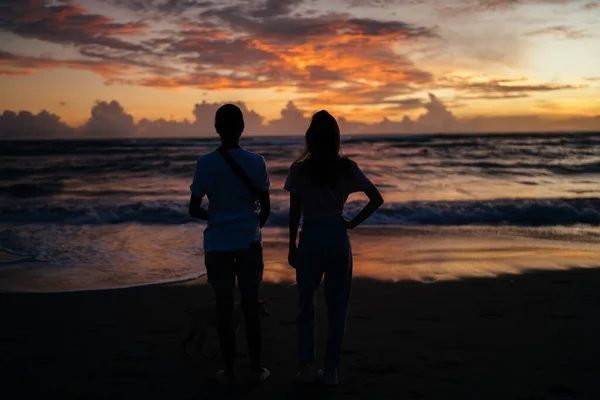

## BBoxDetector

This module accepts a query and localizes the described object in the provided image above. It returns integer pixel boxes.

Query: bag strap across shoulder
[217,147,260,198]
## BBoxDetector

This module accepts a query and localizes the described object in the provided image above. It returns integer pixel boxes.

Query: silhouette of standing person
[189,104,271,385]
[285,110,384,386]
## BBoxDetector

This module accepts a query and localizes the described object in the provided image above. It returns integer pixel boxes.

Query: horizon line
[2,130,600,141]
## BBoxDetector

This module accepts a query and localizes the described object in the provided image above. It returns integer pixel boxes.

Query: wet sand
[2,266,600,399]
[0,250,26,263]
[2,226,599,292]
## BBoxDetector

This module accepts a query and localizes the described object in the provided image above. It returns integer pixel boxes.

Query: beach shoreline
[2,266,600,399]
[1,225,599,293]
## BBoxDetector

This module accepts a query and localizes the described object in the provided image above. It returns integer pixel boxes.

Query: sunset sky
[1,0,599,136]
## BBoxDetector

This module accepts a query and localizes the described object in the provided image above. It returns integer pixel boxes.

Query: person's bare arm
[346,185,384,229]
[258,190,271,228]
[188,193,210,220]
[288,193,302,267]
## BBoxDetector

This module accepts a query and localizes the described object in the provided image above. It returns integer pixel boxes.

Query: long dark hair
[295,110,347,186]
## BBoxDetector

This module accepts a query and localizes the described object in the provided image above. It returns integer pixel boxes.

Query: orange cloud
[0,51,132,79]
[3,2,438,108]
[0,68,34,76]
[132,16,435,107]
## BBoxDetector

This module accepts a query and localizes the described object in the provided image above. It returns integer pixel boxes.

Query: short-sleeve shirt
[190,148,270,252]
[284,158,373,221]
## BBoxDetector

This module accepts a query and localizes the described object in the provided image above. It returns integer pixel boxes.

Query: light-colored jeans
[296,219,352,371]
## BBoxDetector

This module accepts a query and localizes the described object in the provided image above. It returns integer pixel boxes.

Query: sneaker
[216,370,236,386]
[297,365,315,384]
[316,369,339,387]
[251,367,270,384]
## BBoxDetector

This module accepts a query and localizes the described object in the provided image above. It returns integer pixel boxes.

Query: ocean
[1,132,599,291]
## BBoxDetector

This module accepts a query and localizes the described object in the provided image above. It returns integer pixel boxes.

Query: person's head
[297,110,345,186]
[305,110,341,161]
[215,104,244,145]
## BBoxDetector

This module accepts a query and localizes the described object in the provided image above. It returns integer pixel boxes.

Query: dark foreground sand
[2,267,600,400]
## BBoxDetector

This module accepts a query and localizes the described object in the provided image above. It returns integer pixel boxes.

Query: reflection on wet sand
[1,226,598,293]
[261,227,600,284]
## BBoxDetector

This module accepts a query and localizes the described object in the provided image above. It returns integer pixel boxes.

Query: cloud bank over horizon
[1,94,598,139]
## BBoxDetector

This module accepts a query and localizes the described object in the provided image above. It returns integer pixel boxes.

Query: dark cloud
[137,117,195,137]
[438,0,582,13]
[381,98,425,110]
[343,93,600,134]
[466,81,578,93]
[0,46,180,85]
[438,76,579,96]
[191,100,265,134]
[333,93,457,134]
[526,25,591,40]
[472,0,520,10]
[0,109,72,139]
[200,8,337,39]
[0,0,148,52]
[104,0,303,18]
[416,93,458,131]
[94,100,267,136]
[462,114,600,133]
[172,35,280,67]
[266,101,308,134]
[346,0,428,7]
[83,100,135,137]
[102,0,216,15]
[306,66,344,81]
[154,0,215,14]
[455,93,530,100]
[346,18,437,38]
[249,0,306,18]
[428,0,589,17]
[200,9,436,42]
[201,9,438,40]
[78,46,181,76]
[273,93,599,135]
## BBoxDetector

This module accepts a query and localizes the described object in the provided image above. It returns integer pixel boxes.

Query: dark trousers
[205,242,264,371]
[296,220,353,371]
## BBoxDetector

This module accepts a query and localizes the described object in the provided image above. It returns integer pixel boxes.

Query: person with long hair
[284,110,384,386]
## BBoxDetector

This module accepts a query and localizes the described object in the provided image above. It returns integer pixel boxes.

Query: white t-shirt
[190,148,270,252]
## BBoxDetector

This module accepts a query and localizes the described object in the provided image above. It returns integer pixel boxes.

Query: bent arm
[347,185,384,229]
[258,190,271,228]
[288,194,302,248]
[188,193,210,220]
